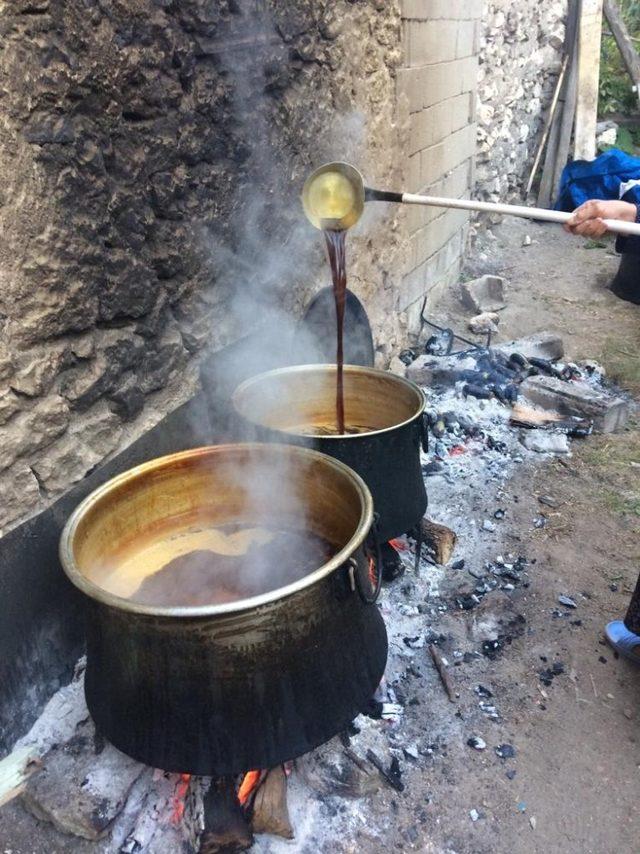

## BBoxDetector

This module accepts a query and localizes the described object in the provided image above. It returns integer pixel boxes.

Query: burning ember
[237,769,262,807]
[171,773,192,825]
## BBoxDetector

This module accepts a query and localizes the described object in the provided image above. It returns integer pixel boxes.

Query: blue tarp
[555,148,640,211]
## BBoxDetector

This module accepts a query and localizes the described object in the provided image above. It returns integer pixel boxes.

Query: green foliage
[599,0,640,116]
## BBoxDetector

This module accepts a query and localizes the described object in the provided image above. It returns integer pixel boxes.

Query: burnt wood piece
[520,375,629,433]
[428,644,457,703]
[250,767,293,839]
[365,750,404,793]
[200,778,253,854]
[419,517,457,566]
[624,571,640,636]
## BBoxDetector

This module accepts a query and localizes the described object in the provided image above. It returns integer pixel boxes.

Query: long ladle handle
[364,186,640,237]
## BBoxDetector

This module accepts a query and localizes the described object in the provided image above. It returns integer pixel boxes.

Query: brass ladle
[302,161,640,236]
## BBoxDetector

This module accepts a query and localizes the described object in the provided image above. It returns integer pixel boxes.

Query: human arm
[564,199,639,238]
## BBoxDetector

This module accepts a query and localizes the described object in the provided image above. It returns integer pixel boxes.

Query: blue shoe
[605,620,640,664]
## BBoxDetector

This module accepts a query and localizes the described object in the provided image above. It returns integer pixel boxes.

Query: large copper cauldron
[59,444,387,775]
[232,365,428,541]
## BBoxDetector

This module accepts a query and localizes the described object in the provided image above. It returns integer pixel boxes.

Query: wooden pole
[526,54,570,196]
[574,0,604,160]
[603,0,640,107]
[538,0,581,207]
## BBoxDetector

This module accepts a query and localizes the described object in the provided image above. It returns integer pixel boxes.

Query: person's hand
[564,200,637,237]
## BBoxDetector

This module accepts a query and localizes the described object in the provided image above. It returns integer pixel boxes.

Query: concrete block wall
[397,0,483,324]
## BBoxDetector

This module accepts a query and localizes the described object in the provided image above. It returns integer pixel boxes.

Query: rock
[0,389,22,425]
[520,430,569,455]
[494,331,564,361]
[520,375,629,433]
[468,312,500,334]
[137,324,186,394]
[467,736,487,750]
[60,331,144,410]
[0,396,70,473]
[495,743,516,760]
[108,375,145,421]
[460,275,506,313]
[388,355,407,376]
[406,353,479,386]
[558,595,577,609]
[31,404,123,494]
[11,346,72,397]
[0,466,42,533]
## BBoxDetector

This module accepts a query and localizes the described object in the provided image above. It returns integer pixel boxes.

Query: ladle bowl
[301,161,366,231]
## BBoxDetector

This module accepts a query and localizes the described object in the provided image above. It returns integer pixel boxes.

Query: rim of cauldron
[232,363,426,439]
[59,443,374,619]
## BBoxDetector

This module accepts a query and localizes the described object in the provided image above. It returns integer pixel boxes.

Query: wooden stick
[428,644,457,703]
[604,0,640,106]
[398,191,640,236]
[526,54,570,196]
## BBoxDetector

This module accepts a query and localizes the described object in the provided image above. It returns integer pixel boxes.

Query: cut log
[419,517,457,566]
[604,0,640,107]
[251,767,293,839]
[520,375,629,433]
[0,746,40,808]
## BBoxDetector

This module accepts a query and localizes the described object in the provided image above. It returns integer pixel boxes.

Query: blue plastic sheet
[555,148,640,211]
[555,148,640,255]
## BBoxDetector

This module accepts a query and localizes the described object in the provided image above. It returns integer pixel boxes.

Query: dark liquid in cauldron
[133,529,335,607]
[323,229,347,434]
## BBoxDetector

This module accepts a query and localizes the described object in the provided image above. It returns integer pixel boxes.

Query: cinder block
[405,160,471,232]
[407,20,459,66]
[456,21,476,59]
[420,124,476,187]
[399,230,465,310]
[396,67,428,113]
[402,0,483,20]
[409,92,472,154]
[420,56,478,108]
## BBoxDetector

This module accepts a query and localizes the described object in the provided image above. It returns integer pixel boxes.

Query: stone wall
[396,0,483,323]
[0,0,493,536]
[0,0,407,534]
[476,0,568,204]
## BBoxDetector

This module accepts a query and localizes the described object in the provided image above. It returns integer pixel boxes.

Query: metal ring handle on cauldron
[356,514,383,605]
[420,412,429,453]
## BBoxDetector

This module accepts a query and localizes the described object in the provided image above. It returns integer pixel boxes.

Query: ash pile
[0,326,633,853]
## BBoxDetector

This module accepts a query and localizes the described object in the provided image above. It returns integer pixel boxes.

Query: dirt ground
[417,218,640,854]
[1,218,639,854]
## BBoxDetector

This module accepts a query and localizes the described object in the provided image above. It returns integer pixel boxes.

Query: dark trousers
[624,572,640,634]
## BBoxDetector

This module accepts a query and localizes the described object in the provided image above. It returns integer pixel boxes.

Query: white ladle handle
[401,192,640,237]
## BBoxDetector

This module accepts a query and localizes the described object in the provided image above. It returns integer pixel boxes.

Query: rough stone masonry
[0,0,407,533]
[476,0,568,205]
